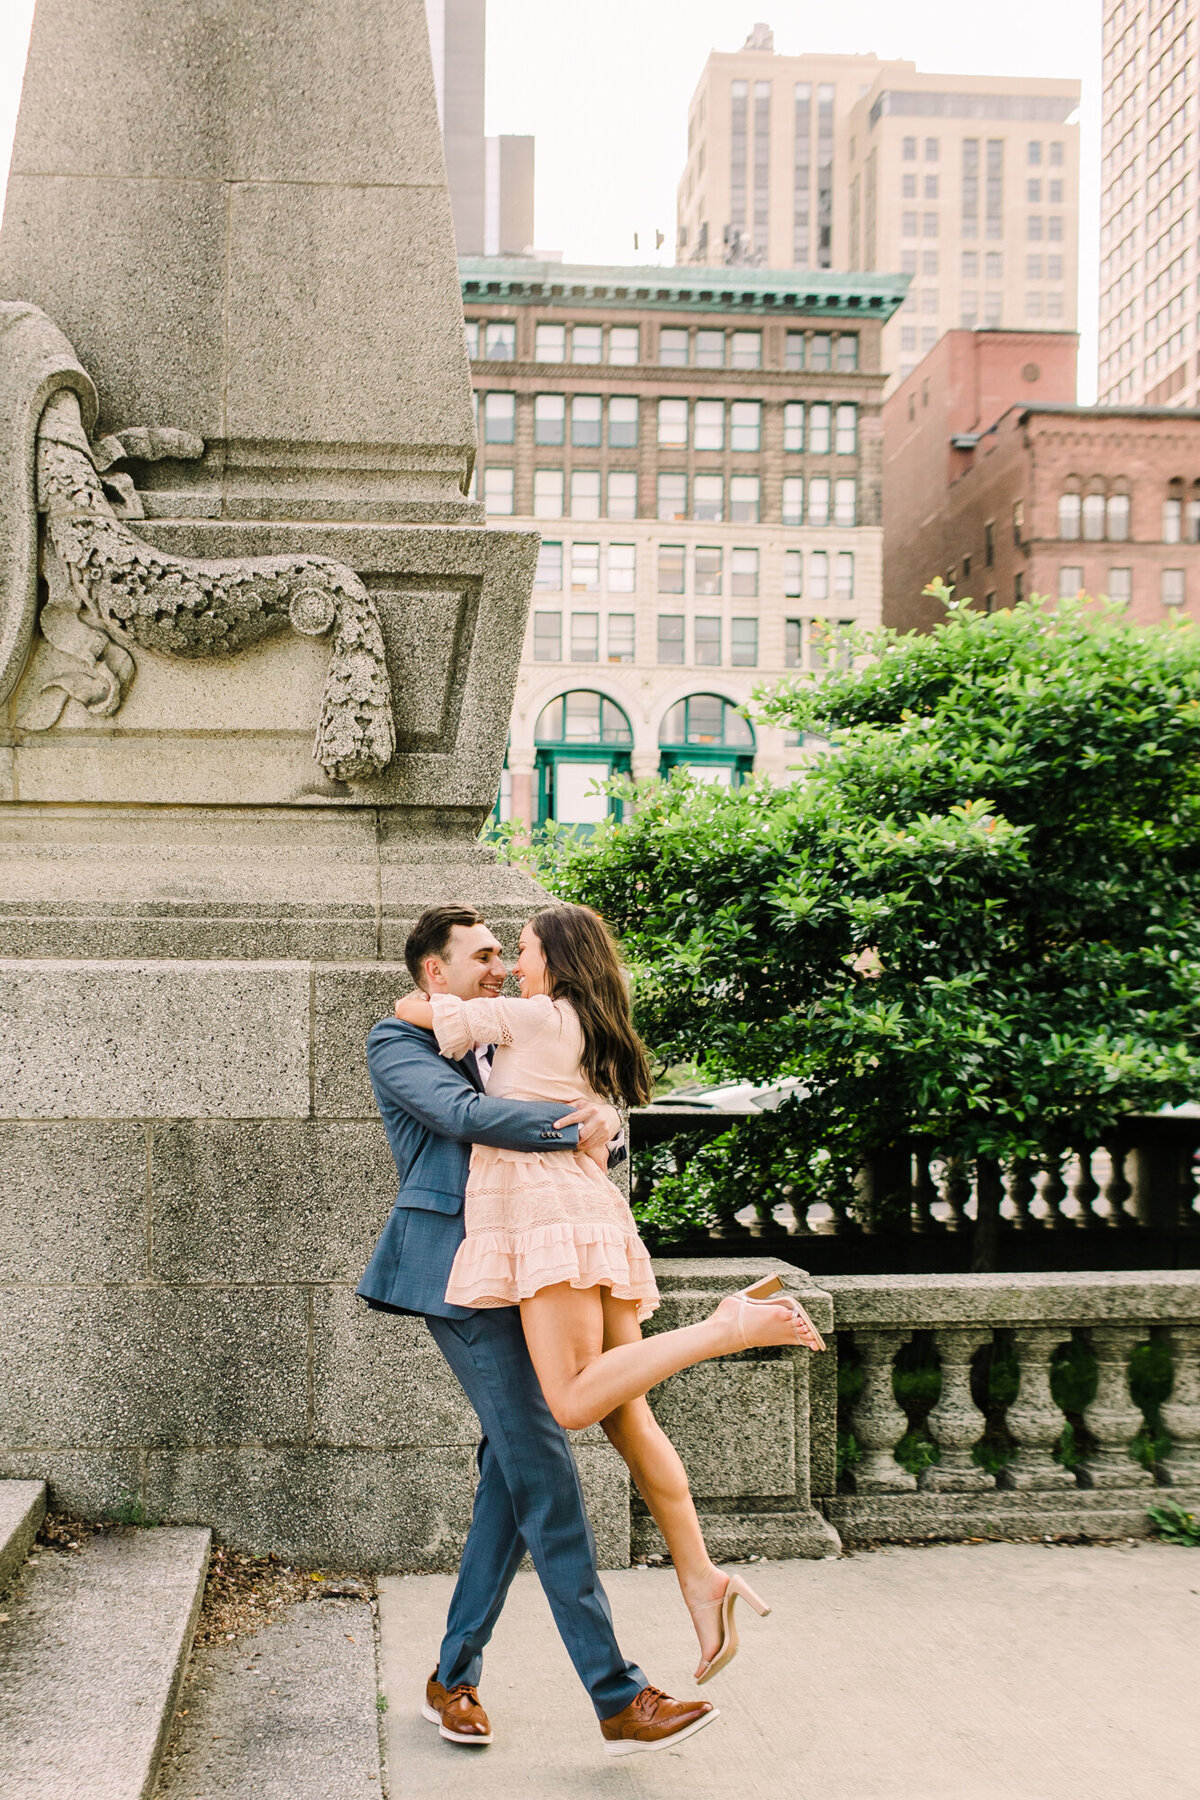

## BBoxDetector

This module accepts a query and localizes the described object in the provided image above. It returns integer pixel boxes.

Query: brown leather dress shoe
[599,1685,718,1757]
[422,1671,493,1745]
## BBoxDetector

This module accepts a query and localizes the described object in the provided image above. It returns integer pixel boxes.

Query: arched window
[533,691,633,829]
[1106,493,1130,542]
[1081,493,1106,541]
[1057,493,1081,540]
[658,694,755,786]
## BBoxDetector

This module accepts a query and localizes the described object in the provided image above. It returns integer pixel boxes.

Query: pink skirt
[444,1145,660,1322]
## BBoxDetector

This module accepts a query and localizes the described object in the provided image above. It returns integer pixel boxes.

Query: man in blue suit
[358,904,714,1758]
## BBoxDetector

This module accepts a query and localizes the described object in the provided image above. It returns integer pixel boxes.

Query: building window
[571,325,602,363]
[903,136,917,161]
[808,477,830,527]
[483,467,514,514]
[570,612,599,662]
[533,469,564,519]
[694,399,725,451]
[608,544,636,593]
[1027,216,1043,241]
[695,329,725,367]
[809,403,832,455]
[657,473,687,520]
[570,542,600,594]
[1162,568,1186,606]
[903,173,917,200]
[784,402,805,451]
[835,404,857,455]
[571,395,602,447]
[607,614,635,661]
[657,614,685,663]
[730,475,760,523]
[608,396,639,447]
[1028,140,1042,166]
[695,546,723,596]
[922,251,939,276]
[1027,179,1042,204]
[1013,499,1024,545]
[464,320,480,359]
[609,326,639,365]
[483,392,515,444]
[731,548,759,597]
[535,541,563,591]
[660,694,755,754]
[1026,292,1043,320]
[657,545,686,595]
[1058,493,1081,540]
[834,479,857,527]
[782,476,804,525]
[837,335,859,372]
[1049,141,1063,167]
[659,327,689,366]
[535,323,565,363]
[607,470,637,520]
[784,549,803,598]
[1188,500,1200,544]
[984,519,995,567]
[809,334,832,372]
[1047,292,1063,319]
[730,401,762,452]
[1014,572,1024,605]
[1026,254,1042,279]
[835,551,854,600]
[1048,216,1063,242]
[731,330,762,369]
[533,611,562,660]
[986,139,1003,239]
[1081,494,1106,542]
[534,394,565,445]
[484,321,516,360]
[1058,566,1083,599]
[1163,497,1182,544]
[921,328,938,353]
[959,295,977,329]
[921,288,938,316]
[902,211,918,238]
[924,136,939,162]
[785,617,802,666]
[695,616,721,665]
[924,175,939,200]
[693,473,724,521]
[785,332,805,371]
[1106,567,1131,605]
[810,550,829,599]
[658,398,689,447]
[731,618,758,667]
[922,212,939,238]
[901,327,917,351]
[570,470,601,519]
[984,293,1002,326]
[1047,255,1063,279]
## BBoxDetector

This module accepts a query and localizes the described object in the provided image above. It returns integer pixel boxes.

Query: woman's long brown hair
[530,904,653,1107]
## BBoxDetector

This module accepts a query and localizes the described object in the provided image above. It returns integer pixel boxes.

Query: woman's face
[515,923,548,996]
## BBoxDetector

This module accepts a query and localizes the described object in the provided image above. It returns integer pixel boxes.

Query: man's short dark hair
[404,904,487,990]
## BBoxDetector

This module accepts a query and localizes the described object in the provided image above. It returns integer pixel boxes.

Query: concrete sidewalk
[378,1542,1198,1800]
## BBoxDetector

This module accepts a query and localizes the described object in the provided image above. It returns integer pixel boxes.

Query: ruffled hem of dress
[445,1220,660,1321]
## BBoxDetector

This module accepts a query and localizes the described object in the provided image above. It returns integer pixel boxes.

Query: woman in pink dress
[395,902,825,1683]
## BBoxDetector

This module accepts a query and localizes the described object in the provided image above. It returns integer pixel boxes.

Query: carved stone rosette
[920,1327,995,1492]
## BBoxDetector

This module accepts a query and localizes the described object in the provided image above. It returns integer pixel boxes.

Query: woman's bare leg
[518,1281,805,1433]
[596,1294,727,1672]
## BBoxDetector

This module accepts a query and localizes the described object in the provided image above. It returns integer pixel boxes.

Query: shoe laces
[447,1682,480,1703]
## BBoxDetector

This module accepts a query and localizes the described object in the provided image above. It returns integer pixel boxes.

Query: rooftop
[458,259,908,320]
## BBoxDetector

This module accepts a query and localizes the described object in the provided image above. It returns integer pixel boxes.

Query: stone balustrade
[815,1271,1200,1543]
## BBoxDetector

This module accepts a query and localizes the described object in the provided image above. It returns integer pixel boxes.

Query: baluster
[1042,1159,1070,1231]
[782,1184,813,1236]
[1101,1139,1133,1229]
[1009,1158,1036,1232]
[1001,1327,1076,1489]
[920,1327,995,1491]
[911,1150,936,1236]
[1071,1143,1100,1229]
[1178,1147,1200,1231]
[1078,1326,1154,1489]
[1160,1325,1200,1486]
[847,1329,918,1492]
[829,1195,858,1237]
[944,1157,970,1233]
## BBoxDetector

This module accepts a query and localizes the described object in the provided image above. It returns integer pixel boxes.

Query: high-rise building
[459,259,905,828]
[425,0,534,255]
[1098,1,1196,406]
[676,28,1080,390]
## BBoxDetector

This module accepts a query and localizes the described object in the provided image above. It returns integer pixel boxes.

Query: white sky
[0,1,1101,401]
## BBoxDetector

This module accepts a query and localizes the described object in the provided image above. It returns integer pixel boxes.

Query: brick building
[883,327,1200,633]
[460,258,905,827]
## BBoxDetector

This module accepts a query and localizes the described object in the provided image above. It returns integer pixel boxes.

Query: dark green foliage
[520,595,1200,1227]
[1147,1500,1200,1545]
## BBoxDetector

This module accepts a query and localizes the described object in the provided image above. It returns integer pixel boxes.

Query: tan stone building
[1098,0,1197,406]
[675,27,1080,391]
[460,258,905,827]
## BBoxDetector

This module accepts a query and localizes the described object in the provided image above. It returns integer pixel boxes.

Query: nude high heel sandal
[690,1571,772,1684]
[736,1273,826,1353]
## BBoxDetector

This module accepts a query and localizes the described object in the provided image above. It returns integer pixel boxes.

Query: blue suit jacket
[356,1016,582,1320]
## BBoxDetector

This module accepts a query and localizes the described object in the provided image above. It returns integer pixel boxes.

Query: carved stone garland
[19,390,396,784]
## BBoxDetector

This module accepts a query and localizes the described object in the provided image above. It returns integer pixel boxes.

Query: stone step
[0,1481,46,1596]
[0,1524,210,1800]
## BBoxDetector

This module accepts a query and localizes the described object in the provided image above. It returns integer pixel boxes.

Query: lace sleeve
[433,992,558,1056]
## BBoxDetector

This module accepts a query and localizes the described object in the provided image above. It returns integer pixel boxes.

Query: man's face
[424,923,506,1000]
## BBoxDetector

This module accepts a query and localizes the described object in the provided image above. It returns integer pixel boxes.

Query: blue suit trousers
[426,1307,646,1720]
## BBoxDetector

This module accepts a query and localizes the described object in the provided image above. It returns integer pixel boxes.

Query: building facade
[425,0,534,255]
[883,327,1200,632]
[1099,0,1197,406]
[460,259,905,827]
[675,28,1080,390]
